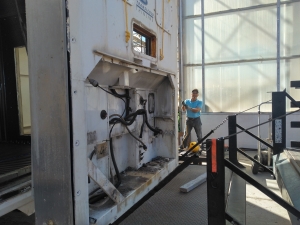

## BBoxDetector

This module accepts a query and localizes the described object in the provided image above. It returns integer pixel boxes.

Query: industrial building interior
[0,0,300,224]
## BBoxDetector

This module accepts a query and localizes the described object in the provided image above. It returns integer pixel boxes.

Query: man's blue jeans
[181,117,202,149]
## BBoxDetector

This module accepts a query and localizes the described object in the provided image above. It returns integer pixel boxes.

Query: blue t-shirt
[184,99,202,118]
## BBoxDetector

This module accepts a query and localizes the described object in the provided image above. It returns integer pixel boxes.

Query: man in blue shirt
[180,89,203,150]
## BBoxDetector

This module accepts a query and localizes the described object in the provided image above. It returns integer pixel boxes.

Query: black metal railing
[206,138,300,225]
[206,91,300,224]
[227,114,275,176]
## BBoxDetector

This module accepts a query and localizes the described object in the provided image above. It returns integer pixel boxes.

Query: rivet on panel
[75,140,80,146]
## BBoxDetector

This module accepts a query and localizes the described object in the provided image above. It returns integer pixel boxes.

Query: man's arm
[183,105,199,113]
[190,107,200,113]
[182,101,190,111]
[182,101,201,112]
[190,101,202,113]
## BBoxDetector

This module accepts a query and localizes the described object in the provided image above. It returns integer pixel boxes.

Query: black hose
[89,149,96,160]
[109,124,122,188]
[139,114,145,138]
[110,109,145,125]
[110,113,137,126]
[110,89,127,98]
[88,78,126,104]
[111,89,131,117]
[111,109,162,136]
[110,114,147,150]
[139,101,147,138]
[125,89,131,118]
[124,109,146,120]
[144,112,162,136]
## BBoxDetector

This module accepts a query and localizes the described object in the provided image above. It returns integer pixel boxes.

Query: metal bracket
[87,159,124,203]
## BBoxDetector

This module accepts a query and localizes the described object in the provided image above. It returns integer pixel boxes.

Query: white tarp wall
[180,0,300,148]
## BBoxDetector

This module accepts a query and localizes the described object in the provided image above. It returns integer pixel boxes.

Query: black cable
[109,114,147,150]
[89,149,96,160]
[111,109,162,136]
[111,89,128,98]
[144,112,162,136]
[139,114,145,138]
[86,79,134,202]
[87,78,161,202]
[111,89,131,117]
[109,124,121,188]
[110,113,137,126]
[100,86,126,104]
[89,78,130,125]
[110,109,145,125]
[88,78,126,104]
[139,100,147,138]
[124,109,146,121]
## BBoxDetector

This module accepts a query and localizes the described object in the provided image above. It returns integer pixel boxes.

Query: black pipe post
[228,115,238,163]
[207,138,225,225]
[272,92,286,155]
[228,115,244,168]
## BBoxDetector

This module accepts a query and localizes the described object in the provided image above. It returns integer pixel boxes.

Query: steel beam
[201,0,205,112]
[184,55,300,67]
[26,0,74,224]
[277,0,281,91]
[184,0,300,19]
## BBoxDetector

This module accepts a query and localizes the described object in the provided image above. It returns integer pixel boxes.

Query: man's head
[191,89,199,101]
[192,89,198,94]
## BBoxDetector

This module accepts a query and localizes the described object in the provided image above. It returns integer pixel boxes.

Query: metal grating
[120,165,207,225]
[0,143,31,176]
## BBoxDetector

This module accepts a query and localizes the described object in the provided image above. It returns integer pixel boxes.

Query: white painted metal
[68,0,177,80]
[0,190,33,217]
[17,200,35,216]
[0,180,34,217]
[88,159,124,204]
[67,0,178,224]
[89,159,178,225]
[24,0,178,223]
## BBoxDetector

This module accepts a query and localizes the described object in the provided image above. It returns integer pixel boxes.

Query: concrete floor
[238,151,292,225]
[0,150,297,224]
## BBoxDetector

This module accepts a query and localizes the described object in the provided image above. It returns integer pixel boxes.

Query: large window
[182,1,300,112]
